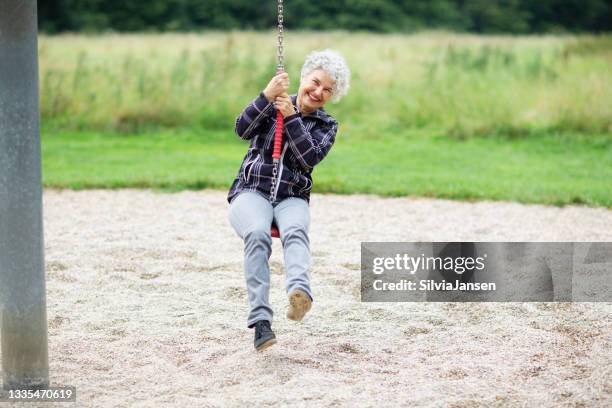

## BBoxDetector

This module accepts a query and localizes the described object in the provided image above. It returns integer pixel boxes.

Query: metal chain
[269,0,284,203]
[277,0,284,71]
[269,164,278,203]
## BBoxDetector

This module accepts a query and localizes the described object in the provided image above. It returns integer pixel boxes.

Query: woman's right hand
[263,72,289,102]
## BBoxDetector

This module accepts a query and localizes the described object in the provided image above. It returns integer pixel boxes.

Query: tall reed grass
[39,31,612,138]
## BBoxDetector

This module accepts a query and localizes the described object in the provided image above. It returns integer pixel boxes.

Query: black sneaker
[254,320,276,351]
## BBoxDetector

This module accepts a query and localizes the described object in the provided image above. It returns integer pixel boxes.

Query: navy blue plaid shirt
[227,92,338,205]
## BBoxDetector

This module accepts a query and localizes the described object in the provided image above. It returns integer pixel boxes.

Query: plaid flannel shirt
[227,92,338,205]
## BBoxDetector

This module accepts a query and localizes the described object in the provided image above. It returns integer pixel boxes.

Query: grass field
[39,31,612,135]
[42,128,611,206]
[39,32,612,206]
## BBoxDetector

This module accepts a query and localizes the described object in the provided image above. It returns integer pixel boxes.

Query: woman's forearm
[283,114,338,171]
[235,93,274,140]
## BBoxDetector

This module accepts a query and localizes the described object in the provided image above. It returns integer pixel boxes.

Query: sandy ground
[2,189,611,407]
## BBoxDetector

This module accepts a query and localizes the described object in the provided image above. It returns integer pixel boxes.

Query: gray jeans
[229,191,313,328]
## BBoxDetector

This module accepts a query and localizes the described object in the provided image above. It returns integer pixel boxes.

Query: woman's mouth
[307,93,320,103]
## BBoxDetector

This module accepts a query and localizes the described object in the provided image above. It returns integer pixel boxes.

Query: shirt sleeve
[282,113,338,171]
[235,92,274,140]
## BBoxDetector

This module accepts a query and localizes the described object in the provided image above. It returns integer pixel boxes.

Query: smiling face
[296,69,335,115]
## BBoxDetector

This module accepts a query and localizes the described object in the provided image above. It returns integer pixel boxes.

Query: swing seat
[271,223,280,238]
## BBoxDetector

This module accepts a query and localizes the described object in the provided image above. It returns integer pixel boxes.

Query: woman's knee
[281,223,309,243]
[244,227,273,245]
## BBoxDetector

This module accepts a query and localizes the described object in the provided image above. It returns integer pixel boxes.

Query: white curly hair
[300,49,350,103]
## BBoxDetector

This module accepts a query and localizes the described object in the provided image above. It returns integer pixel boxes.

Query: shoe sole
[287,290,312,321]
[255,337,277,352]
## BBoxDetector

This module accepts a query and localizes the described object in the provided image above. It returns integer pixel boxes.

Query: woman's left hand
[274,93,296,118]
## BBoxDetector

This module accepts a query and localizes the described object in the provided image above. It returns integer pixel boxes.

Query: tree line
[39,0,611,34]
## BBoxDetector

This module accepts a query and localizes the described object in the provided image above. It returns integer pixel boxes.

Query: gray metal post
[0,0,50,389]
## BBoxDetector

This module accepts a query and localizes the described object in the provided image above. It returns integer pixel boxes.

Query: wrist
[284,112,300,122]
[282,107,296,118]
[263,90,274,102]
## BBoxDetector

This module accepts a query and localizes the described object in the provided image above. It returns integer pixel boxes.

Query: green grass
[42,128,612,207]
[39,32,612,137]
[38,32,612,206]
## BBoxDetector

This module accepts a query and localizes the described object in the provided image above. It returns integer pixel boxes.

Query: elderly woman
[227,49,350,351]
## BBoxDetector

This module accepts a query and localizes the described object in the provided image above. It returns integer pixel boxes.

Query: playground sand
[5,189,610,407]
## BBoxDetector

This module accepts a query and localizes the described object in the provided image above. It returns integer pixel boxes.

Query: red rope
[272,69,284,161]
[273,111,283,160]
[270,69,284,238]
